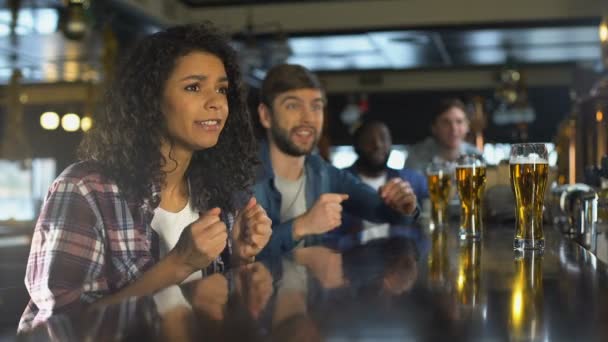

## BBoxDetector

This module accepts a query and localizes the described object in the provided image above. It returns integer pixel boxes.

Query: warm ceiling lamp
[61,0,88,40]
[40,111,60,130]
[61,113,80,132]
[80,116,93,132]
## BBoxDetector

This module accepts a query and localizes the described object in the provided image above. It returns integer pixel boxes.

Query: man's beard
[270,118,319,157]
[357,153,389,174]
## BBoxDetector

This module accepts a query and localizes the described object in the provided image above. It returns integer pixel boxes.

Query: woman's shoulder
[55,161,118,193]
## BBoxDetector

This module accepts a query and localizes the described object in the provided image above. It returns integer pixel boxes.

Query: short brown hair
[260,64,323,107]
[431,98,467,124]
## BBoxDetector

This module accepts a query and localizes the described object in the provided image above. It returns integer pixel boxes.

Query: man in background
[346,120,428,203]
[341,120,427,234]
[405,98,481,173]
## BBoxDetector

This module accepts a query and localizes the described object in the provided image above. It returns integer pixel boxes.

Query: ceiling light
[40,112,60,130]
[61,113,80,132]
[80,116,92,132]
[60,0,88,40]
[390,33,430,45]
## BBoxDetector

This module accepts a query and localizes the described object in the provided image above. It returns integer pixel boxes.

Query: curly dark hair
[79,23,257,214]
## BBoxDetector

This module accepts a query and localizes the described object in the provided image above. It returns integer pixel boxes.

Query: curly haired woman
[18,23,272,331]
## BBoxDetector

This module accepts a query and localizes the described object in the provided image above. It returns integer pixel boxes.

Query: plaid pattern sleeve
[18,162,235,333]
[18,174,110,331]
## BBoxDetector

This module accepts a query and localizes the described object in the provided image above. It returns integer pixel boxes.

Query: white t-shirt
[359,173,390,233]
[359,173,387,192]
[151,200,201,283]
[275,173,307,223]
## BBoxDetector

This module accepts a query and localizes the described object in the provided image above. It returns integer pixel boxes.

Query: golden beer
[456,165,487,240]
[510,162,548,250]
[427,172,451,227]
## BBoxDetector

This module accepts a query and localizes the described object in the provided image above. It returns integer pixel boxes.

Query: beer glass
[426,161,453,228]
[510,143,549,250]
[456,155,486,240]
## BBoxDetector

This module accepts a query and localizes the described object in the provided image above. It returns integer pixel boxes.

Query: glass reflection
[381,241,419,296]
[294,246,347,289]
[190,273,229,321]
[428,227,450,287]
[510,251,544,341]
[273,252,321,342]
[83,297,160,341]
[341,238,419,297]
[152,264,275,341]
[456,241,482,309]
[235,262,275,320]
[157,273,230,341]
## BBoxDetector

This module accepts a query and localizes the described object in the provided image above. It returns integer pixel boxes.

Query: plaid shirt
[18,161,231,332]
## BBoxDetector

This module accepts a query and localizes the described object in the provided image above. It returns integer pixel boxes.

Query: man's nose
[300,106,320,123]
[372,137,385,148]
[450,122,460,131]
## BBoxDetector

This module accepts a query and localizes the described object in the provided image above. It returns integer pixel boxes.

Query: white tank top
[151,200,201,283]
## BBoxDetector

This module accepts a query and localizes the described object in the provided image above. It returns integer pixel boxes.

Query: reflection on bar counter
[428,227,450,288]
[510,251,544,341]
[456,241,482,311]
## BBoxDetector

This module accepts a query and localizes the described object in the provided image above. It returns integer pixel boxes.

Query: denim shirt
[253,141,418,259]
[331,163,427,236]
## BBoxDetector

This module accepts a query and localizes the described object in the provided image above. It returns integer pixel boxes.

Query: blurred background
[0,0,606,338]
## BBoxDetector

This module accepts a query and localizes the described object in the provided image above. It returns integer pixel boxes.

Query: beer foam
[510,154,548,164]
[456,164,483,168]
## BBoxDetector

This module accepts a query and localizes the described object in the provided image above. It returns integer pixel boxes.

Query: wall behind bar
[116,0,606,33]
[324,86,572,146]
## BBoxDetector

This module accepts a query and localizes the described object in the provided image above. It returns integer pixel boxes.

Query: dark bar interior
[1,0,608,340]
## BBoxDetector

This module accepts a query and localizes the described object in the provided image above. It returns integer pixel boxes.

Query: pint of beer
[426,161,453,228]
[456,155,486,240]
[510,144,549,250]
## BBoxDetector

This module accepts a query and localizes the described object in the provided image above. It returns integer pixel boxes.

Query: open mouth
[194,119,222,130]
[293,127,315,138]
